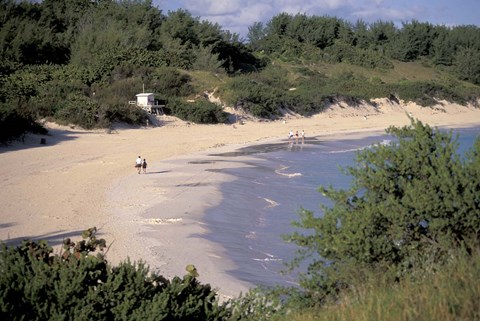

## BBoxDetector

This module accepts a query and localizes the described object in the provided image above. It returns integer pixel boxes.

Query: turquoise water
[202,127,479,288]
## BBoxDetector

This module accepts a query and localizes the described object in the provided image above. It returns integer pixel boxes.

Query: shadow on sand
[0,127,85,153]
[0,120,172,154]
[0,227,90,248]
[144,170,171,175]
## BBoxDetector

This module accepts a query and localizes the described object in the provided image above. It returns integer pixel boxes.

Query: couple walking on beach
[135,156,147,174]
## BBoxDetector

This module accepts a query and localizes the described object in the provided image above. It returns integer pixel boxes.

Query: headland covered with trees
[0,1,479,320]
[1,0,480,142]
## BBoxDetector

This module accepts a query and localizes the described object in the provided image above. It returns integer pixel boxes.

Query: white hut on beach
[129,93,165,114]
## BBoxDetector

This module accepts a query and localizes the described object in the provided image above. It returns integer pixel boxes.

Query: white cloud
[351,7,414,21]
[198,2,273,38]
[182,0,243,16]
[153,0,479,38]
[181,0,353,18]
[186,0,356,36]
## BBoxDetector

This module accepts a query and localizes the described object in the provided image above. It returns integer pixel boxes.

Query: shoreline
[1,100,480,300]
[121,123,480,300]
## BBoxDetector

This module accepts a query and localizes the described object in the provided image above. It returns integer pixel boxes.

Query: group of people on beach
[288,129,305,144]
[135,129,305,175]
[135,156,147,174]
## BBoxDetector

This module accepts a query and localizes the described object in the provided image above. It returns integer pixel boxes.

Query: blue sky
[153,0,480,39]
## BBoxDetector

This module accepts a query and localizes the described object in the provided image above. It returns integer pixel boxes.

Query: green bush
[98,103,148,127]
[54,94,101,129]
[149,67,195,97]
[224,77,287,118]
[0,228,229,321]
[282,250,480,321]
[323,41,393,69]
[284,119,480,304]
[0,104,47,143]
[390,80,466,106]
[166,98,228,124]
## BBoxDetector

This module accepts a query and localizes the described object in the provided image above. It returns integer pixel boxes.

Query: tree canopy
[1,2,480,143]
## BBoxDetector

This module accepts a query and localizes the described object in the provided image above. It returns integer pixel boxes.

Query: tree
[70,1,154,67]
[454,47,480,84]
[391,20,434,61]
[304,16,342,49]
[285,119,480,300]
[368,20,397,55]
[352,20,370,49]
[265,12,292,37]
[247,21,266,51]
[159,9,198,47]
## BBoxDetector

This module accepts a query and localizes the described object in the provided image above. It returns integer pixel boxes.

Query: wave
[325,139,393,154]
[252,257,282,262]
[252,251,282,263]
[245,231,257,239]
[275,165,302,178]
[261,197,279,208]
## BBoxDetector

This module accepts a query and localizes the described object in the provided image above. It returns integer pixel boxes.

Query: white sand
[1,99,479,300]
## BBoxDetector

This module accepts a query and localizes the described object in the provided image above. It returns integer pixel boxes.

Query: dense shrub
[147,67,195,98]
[98,103,148,127]
[224,77,288,118]
[166,98,228,124]
[0,105,47,143]
[0,228,229,321]
[54,94,102,129]
[323,41,394,69]
[390,80,467,106]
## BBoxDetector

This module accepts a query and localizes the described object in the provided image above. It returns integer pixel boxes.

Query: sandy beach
[1,99,480,300]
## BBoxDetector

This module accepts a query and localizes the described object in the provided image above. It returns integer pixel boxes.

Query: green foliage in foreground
[284,119,480,305]
[0,228,229,321]
[285,250,480,321]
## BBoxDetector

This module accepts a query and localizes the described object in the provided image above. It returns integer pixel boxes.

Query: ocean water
[202,127,479,289]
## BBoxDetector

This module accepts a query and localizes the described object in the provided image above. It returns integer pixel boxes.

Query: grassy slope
[285,253,480,321]
[188,60,479,107]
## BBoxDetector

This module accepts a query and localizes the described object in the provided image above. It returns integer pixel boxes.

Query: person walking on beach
[142,158,147,174]
[301,130,305,144]
[288,130,294,143]
[135,156,142,174]
[295,130,299,144]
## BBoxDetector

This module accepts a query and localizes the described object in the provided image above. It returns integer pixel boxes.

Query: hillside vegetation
[1,0,480,143]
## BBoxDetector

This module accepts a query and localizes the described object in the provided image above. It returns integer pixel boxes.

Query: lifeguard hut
[129,93,165,115]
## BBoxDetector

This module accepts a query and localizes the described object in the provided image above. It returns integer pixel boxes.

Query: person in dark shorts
[135,156,142,174]
[142,158,147,174]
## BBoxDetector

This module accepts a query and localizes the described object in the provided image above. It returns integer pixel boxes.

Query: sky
[153,0,480,40]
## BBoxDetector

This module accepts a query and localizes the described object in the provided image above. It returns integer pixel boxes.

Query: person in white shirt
[135,156,142,174]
